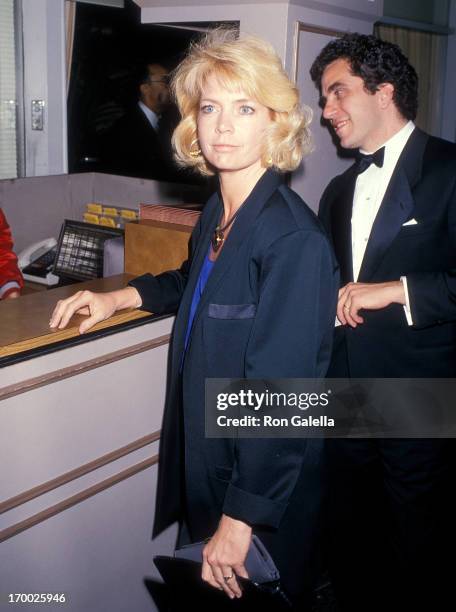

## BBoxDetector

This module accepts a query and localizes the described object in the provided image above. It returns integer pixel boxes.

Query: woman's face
[197,74,272,175]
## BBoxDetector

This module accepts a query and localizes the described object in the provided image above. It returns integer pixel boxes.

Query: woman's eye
[200,104,215,113]
[239,105,255,115]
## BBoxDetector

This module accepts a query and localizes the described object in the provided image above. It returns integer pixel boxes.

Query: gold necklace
[211,207,243,252]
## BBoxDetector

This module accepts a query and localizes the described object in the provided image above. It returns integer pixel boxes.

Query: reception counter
[0,276,177,611]
[0,274,157,365]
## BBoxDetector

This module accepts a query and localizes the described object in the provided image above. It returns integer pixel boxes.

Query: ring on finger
[344,305,350,310]
[223,573,234,582]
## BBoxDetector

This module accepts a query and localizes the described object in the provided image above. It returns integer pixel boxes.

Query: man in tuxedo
[101,63,180,180]
[310,33,455,611]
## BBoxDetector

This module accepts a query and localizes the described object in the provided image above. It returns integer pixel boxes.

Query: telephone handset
[18,237,59,286]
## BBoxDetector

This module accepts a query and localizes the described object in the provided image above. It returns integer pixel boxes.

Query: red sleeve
[0,208,24,296]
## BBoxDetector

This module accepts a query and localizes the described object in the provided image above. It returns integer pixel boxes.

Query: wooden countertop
[0,274,153,360]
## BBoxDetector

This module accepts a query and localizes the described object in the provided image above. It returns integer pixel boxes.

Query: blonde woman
[51,30,338,606]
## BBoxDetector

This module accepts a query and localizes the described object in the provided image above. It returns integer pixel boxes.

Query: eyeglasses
[147,76,170,85]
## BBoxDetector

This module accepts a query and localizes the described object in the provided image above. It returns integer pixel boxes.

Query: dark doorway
[67,0,219,183]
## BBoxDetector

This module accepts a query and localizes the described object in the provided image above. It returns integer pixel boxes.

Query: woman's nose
[216,110,234,133]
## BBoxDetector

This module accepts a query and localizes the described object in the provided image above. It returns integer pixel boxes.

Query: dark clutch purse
[174,534,280,584]
[153,535,292,610]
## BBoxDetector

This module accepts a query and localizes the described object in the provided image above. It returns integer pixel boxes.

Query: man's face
[141,64,170,114]
[321,58,384,151]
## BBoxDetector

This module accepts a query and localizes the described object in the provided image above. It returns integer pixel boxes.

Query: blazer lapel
[332,167,357,285]
[170,192,220,360]
[358,128,428,282]
[188,170,283,335]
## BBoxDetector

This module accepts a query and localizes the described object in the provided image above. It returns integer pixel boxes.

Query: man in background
[311,33,455,612]
[101,62,180,180]
[0,208,23,299]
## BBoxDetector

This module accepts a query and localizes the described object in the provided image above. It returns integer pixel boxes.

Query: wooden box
[124,219,192,277]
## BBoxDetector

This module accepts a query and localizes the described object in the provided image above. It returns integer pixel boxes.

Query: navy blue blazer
[319,128,456,377]
[130,170,339,549]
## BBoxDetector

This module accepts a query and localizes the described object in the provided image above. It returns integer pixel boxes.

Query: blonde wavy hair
[171,28,312,176]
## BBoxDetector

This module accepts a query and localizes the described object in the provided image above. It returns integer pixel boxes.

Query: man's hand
[337,281,405,328]
[49,287,141,334]
[202,515,252,599]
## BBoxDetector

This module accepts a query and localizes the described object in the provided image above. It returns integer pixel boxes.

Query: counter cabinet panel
[0,311,177,612]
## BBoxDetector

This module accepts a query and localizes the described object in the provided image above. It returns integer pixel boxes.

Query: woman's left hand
[202,514,252,599]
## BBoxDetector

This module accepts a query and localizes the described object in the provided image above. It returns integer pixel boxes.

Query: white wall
[21,0,67,177]
[141,2,290,59]
[1,172,205,252]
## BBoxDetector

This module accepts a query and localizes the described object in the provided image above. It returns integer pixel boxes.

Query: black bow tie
[355,147,385,175]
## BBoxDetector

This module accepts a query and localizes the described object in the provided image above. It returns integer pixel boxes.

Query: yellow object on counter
[99,216,116,228]
[103,207,118,217]
[121,209,138,220]
[86,203,103,214]
[83,212,100,225]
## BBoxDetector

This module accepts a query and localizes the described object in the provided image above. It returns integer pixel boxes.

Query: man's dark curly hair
[309,33,418,120]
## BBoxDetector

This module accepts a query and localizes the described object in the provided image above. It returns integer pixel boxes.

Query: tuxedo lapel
[332,166,357,285]
[357,167,414,281]
[135,105,160,142]
[358,128,428,282]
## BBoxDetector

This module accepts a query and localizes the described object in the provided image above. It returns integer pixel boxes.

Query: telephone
[18,237,59,286]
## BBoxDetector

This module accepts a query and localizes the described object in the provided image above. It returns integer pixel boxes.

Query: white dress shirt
[351,120,415,324]
[138,101,159,131]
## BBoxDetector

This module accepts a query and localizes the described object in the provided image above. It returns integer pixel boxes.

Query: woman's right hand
[49,287,141,334]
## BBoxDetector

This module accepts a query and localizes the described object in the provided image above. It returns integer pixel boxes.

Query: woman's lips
[212,144,238,152]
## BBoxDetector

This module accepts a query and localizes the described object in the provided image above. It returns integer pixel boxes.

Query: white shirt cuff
[0,280,20,298]
[400,276,413,326]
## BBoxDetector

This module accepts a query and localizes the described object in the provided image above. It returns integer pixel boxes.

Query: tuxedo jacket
[319,128,456,377]
[100,104,179,181]
[129,171,339,567]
